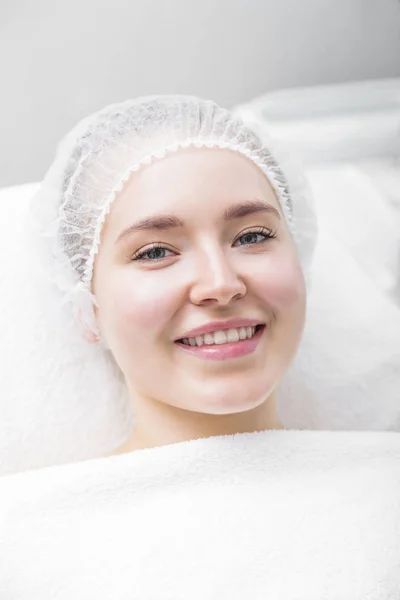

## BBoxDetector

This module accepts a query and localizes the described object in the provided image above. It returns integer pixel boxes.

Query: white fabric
[305,161,400,304]
[357,157,400,305]
[0,182,134,475]
[276,162,400,431]
[26,95,317,340]
[1,430,400,599]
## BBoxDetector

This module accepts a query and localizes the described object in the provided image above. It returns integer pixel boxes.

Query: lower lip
[174,325,266,361]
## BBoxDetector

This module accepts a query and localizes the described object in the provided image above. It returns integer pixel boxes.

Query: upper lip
[175,318,266,341]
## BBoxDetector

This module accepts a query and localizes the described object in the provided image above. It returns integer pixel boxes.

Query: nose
[189,246,247,307]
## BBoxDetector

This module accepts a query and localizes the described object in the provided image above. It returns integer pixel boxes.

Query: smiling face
[91,147,306,431]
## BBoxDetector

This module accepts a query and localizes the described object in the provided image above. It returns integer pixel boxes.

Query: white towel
[1,429,400,599]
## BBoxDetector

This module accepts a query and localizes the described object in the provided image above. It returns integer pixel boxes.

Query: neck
[110,390,284,456]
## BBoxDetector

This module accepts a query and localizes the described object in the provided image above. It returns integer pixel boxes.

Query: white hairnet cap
[26,95,317,343]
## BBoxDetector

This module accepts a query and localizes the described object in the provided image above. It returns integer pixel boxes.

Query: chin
[183,386,272,416]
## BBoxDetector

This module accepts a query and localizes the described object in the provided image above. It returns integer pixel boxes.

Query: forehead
[105,147,280,229]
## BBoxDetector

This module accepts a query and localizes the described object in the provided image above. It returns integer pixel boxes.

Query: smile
[179,325,261,347]
[175,324,266,361]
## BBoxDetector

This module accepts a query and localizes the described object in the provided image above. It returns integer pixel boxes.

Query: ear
[76,308,101,344]
[82,329,100,344]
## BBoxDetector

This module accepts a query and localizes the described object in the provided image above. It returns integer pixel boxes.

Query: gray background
[1,0,400,186]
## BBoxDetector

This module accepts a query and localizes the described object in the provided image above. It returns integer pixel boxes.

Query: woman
[31,95,315,455]
[1,96,399,599]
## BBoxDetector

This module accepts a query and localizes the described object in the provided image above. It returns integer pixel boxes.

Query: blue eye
[131,244,175,262]
[234,227,277,247]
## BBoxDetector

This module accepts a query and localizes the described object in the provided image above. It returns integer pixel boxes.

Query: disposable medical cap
[27,95,317,342]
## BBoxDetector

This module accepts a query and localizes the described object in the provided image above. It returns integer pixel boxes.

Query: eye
[233,227,277,247]
[131,243,176,262]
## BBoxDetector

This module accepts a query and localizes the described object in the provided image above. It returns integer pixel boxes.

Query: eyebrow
[115,199,281,244]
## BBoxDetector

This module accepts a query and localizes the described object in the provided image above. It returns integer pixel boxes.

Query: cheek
[102,270,183,335]
[252,252,306,313]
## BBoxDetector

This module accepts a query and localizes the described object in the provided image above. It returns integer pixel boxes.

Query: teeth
[214,330,227,345]
[239,327,247,340]
[204,333,215,345]
[227,328,240,343]
[183,326,259,347]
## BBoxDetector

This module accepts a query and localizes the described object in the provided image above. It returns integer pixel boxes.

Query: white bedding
[1,429,399,599]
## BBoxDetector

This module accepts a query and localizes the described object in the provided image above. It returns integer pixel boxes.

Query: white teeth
[238,327,247,340]
[183,326,259,347]
[213,330,227,345]
[227,328,240,343]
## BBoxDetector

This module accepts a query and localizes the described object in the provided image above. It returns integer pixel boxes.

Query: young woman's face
[92,147,306,415]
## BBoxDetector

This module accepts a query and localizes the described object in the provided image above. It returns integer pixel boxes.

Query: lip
[175,324,266,361]
[174,318,266,341]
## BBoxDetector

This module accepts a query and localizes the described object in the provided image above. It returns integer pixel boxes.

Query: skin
[86,147,307,455]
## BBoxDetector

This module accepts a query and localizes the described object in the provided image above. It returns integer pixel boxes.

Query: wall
[1,0,399,185]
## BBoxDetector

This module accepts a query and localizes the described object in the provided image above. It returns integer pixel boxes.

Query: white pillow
[278,162,400,429]
[1,177,399,476]
[304,162,400,301]
[0,183,134,476]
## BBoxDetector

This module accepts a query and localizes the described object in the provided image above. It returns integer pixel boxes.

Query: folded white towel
[1,430,399,599]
